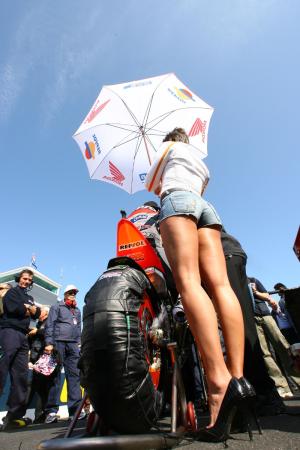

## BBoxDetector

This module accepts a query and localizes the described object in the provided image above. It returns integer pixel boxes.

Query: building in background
[0,266,61,306]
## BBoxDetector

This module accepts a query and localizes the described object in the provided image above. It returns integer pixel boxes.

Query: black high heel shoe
[196,377,245,444]
[237,377,263,439]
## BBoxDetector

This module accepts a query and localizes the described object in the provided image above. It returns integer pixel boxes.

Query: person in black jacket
[43,284,84,424]
[221,230,285,416]
[0,269,41,431]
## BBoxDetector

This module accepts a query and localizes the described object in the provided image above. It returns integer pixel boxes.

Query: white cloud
[0,63,20,119]
[0,0,281,123]
[0,3,45,120]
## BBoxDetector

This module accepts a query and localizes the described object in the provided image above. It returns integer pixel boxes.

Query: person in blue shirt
[273,282,300,345]
[43,284,85,424]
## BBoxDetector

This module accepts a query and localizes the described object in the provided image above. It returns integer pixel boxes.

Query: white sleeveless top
[145,141,210,197]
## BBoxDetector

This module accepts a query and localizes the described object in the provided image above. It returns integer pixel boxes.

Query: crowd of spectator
[0,271,86,431]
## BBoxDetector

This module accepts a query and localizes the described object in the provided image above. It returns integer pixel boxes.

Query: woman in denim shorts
[146,128,248,441]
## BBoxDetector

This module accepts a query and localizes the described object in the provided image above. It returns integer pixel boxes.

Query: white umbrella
[73,73,214,194]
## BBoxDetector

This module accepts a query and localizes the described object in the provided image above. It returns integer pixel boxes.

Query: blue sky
[1,0,299,307]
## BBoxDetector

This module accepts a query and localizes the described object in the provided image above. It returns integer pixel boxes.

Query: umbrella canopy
[73,73,214,194]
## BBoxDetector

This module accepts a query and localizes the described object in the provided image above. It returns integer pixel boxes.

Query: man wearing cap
[43,284,84,424]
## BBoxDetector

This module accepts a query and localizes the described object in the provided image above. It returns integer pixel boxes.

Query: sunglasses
[66,291,77,296]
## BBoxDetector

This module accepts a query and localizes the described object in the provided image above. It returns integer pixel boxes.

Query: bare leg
[197,227,245,378]
[160,216,231,427]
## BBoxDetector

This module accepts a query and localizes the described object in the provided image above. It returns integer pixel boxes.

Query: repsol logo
[93,134,101,155]
[119,240,146,251]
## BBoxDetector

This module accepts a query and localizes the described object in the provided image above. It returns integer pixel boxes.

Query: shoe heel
[239,398,263,440]
[238,404,254,441]
[246,422,253,441]
[248,399,263,435]
[237,377,263,437]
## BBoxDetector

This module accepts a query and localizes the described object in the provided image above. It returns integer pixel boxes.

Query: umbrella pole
[141,129,152,165]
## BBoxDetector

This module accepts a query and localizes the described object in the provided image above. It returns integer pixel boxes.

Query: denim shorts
[159,191,222,228]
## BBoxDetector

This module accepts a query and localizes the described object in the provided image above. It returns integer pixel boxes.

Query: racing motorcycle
[80,217,207,433]
[38,218,207,450]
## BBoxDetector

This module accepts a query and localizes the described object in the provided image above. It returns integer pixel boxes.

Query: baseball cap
[64,284,79,295]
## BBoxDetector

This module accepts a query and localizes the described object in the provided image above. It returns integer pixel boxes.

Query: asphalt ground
[0,399,299,450]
